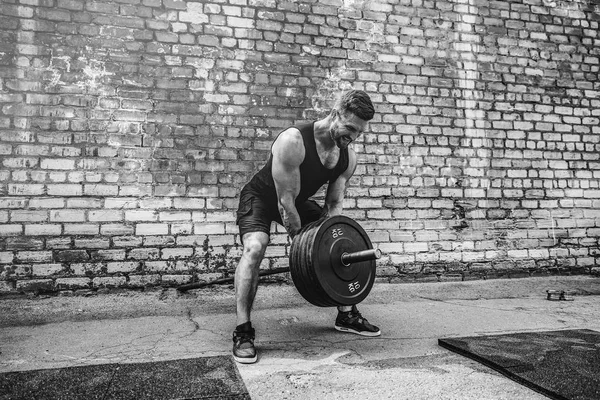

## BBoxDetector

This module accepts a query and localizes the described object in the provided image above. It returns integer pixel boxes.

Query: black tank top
[244,122,349,205]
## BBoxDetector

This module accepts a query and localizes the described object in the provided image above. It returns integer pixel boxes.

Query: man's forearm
[279,203,302,238]
[323,202,343,217]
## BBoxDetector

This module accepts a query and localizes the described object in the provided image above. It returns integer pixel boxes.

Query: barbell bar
[177,267,290,292]
[177,246,380,292]
[341,249,381,266]
[178,215,381,307]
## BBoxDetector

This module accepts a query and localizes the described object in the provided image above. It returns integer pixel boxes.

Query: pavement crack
[186,308,201,332]
[414,296,537,313]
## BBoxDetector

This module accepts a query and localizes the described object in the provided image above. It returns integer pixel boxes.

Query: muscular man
[233,90,380,364]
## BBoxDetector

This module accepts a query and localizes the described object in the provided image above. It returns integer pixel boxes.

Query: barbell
[289,215,380,306]
[178,216,381,307]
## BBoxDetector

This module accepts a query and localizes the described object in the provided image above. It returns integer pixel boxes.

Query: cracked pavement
[1,276,600,399]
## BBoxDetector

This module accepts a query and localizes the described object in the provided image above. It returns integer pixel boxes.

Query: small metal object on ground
[561,291,576,301]
[546,290,575,301]
[546,290,562,301]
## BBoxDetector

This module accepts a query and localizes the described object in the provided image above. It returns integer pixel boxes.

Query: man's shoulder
[272,127,305,164]
[294,121,314,130]
[275,126,304,146]
[282,121,314,136]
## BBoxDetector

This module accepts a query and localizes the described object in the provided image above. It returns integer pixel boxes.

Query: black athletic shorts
[236,187,323,242]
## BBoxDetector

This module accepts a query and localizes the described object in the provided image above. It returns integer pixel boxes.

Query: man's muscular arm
[324,148,357,217]
[272,128,305,238]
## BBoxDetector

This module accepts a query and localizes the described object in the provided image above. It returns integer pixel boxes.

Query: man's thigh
[236,191,277,243]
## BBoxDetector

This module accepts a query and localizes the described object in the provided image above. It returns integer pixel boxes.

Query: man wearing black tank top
[232,90,380,364]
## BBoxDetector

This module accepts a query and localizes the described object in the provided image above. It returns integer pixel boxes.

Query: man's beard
[329,128,347,149]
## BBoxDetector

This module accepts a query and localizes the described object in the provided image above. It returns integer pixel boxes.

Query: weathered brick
[87,250,124,262]
[107,261,139,273]
[92,276,127,288]
[100,225,135,236]
[29,198,66,208]
[32,264,65,277]
[0,280,16,293]
[136,224,169,235]
[8,183,44,195]
[127,274,161,287]
[125,210,158,221]
[46,184,83,196]
[56,250,89,263]
[84,184,118,196]
[0,252,13,264]
[144,261,170,272]
[74,238,110,249]
[89,210,123,222]
[11,210,48,222]
[0,226,23,236]
[24,225,61,236]
[55,277,92,290]
[16,279,54,292]
[39,158,75,170]
[64,224,100,235]
[161,274,192,285]
[15,251,53,263]
[161,248,194,259]
[50,210,85,222]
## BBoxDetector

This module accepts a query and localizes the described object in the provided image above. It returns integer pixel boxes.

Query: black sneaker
[232,322,257,364]
[334,305,381,337]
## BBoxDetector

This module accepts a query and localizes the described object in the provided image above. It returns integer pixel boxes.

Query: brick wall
[1,0,599,294]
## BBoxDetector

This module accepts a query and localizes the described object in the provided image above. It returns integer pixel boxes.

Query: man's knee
[241,233,269,265]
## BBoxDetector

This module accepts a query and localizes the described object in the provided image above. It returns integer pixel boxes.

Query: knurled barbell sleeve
[341,249,382,266]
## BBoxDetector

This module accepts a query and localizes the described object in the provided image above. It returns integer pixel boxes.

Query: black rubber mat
[0,356,250,400]
[439,329,600,400]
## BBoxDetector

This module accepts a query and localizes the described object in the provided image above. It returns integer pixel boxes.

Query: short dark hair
[335,90,375,121]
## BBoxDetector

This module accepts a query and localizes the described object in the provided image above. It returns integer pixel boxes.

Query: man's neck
[314,116,336,150]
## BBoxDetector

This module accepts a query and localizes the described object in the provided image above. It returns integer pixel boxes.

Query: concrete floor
[2,275,600,400]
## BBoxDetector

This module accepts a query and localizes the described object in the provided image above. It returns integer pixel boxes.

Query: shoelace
[233,330,255,345]
[343,310,366,324]
[354,314,367,325]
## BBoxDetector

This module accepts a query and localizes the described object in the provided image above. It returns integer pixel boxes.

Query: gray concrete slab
[2,276,600,399]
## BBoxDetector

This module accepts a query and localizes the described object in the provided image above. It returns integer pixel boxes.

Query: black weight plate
[289,228,307,300]
[304,219,335,307]
[289,216,377,307]
[296,221,318,304]
[311,216,376,306]
[290,219,329,307]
